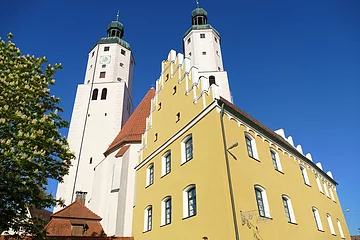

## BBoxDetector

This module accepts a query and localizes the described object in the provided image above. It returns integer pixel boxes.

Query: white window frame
[329,187,336,202]
[312,207,324,231]
[181,134,193,164]
[337,219,345,239]
[300,165,311,186]
[245,132,259,160]
[327,213,336,235]
[282,195,296,223]
[254,185,271,218]
[270,148,282,172]
[161,150,171,176]
[161,196,172,226]
[183,184,196,218]
[316,176,324,193]
[323,182,330,198]
[143,205,152,232]
[146,164,154,187]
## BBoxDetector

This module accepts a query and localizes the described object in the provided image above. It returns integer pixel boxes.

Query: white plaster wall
[199,71,231,102]
[89,144,140,236]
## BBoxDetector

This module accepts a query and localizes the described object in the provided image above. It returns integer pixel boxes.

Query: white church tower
[183,4,232,102]
[55,14,135,211]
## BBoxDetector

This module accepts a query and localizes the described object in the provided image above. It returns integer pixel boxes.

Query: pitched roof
[52,201,101,220]
[28,206,52,222]
[105,88,155,156]
[219,97,337,185]
[115,145,130,158]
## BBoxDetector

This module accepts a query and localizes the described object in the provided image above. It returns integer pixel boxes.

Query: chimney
[75,191,87,204]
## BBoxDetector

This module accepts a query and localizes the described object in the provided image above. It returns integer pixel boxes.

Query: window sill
[145,183,153,189]
[288,221,298,225]
[332,234,337,236]
[249,156,260,162]
[320,191,325,195]
[304,183,311,187]
[160,223,171,227]
[259,216,272,220]
[182,214,197,220]
[180,158,193,166]
[143,229,152,233]
[161,172,171,178]
[274,169,284,174]
[317,229,325,232]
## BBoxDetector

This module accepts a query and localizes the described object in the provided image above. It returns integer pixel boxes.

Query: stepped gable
[105,88,155,156]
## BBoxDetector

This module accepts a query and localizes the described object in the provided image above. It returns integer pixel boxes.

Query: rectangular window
[215,37,218,43]
[121,49,126,55]
[100,72,106,78]
[120,62,124,67]
[187,38,191,44]
[245,137,254,158]
[283,198,291,222]
[255,189,265,217]
[102,64,106,68]
[92,51,94,57]
[149,165,154,185]
[202,51,206,55]
[165,154,171,174]
[104,46,110,51]
[200,33,205,38]
[147,207,152,231]
[188,188,197,216]
[316,176,324,193]
[165,198,172,224]
[185,138,193,161]
[270,151,278,170]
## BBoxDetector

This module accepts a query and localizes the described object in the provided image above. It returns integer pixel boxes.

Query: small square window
[218,67,221,71]
[102,64,106,68]
[216,51,219,56]
[202,52,206,55]
[200,33,205,38]
[121,49,126,55]
[100,72,106,78]
[187,38,191,44]
[104,46,110,51]
[120,63,124,67]
[215,37,218,43]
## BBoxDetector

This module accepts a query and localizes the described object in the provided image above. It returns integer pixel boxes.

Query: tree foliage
[0,33,74,237]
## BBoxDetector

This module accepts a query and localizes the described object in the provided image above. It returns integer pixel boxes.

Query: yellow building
[132,7,350,240]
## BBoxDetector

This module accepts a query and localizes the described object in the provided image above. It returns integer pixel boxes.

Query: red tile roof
[115,145,130,158]
[104,88,155,156]
[51,201,101,220]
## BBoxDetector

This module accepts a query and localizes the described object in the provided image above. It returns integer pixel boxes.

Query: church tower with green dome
[55,13,135,226]
[183,4,232,102]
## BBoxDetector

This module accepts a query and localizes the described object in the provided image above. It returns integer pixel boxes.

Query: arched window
[161,150,171,176]
[161,196,172,225]
[92,89,98,100]
[144,205,152,232]
[183,185,196,218]
[245,133,258,160]
[312,207,323,231]
[209,75,216,86]
[181,134,193,164]
[327,213,336,235]
[323,182,330,198]
[270,149,282,172]
[329,187,336,202]
[315,176,324,193]
[282,195,296,223]
[254,185,270,218]
[101,88,107,100]
[300,165,311,185]
[337,219,345,238]
[146,164,154,187]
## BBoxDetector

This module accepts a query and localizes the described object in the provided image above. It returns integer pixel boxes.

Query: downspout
[220,103,240,240]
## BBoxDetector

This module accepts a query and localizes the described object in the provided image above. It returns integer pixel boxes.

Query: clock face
[99,55,111,64]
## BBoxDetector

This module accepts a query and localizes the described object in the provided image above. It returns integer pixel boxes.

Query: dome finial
[116,10,120,21]
[196,0,200,8]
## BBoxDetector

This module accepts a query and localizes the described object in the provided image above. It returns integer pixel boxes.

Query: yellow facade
[132,52,350,240]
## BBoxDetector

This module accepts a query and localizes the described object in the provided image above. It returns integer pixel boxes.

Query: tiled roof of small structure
[28,206,52,222]
[219,97,337,185]
[115,145,130,158]
[51,201,101,220]
[45,219,105,237]
[105,88,155,156]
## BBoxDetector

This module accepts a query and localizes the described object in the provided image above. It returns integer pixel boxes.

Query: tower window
[218,67,221,71]
[91,89,98,100]
[176,112,180,122]
[187,38,191,44]
[89,157,93,164]
[215,37,218,43]
[101,88,107,100]
[104,46,110,51]
[121,49,126,55]
[100,72,106,78]
[202,52,206,55]
[216,51,220,56]
[209,76,216,86]
[91,51,94,57]
[120,63,124,67]
[200,33,205,38]
[188,52,192,57]
[102,64,106,68]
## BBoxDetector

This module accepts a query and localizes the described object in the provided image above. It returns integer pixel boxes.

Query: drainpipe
[220,103,240,240]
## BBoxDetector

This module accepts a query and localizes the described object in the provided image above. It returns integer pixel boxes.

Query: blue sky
[1,0,359,235]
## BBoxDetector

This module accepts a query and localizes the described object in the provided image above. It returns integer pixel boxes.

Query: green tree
[0,33,74,237]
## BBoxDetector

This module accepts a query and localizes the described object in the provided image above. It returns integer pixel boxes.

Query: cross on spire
[116,10,120,21]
